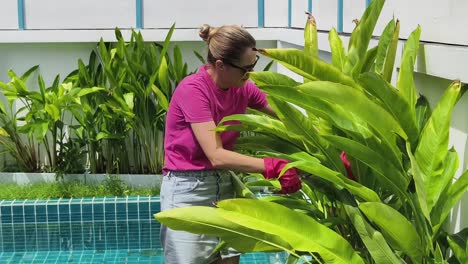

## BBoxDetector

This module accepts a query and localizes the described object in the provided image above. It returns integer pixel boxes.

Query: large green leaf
[431,170,468,234]
[249,71,301,87]
[323,135,409,193]
[358,46,378,74]
[375,19,399,83]
[344,0,385,75]
[158,57,170,96]
[217,114,305,149]
[304,13,318,59]
[76,87,106,97]
[250,73,368,136]
[290,160,380,202]
[345,205,403,264]
[230,173,256,199]
[303,12,318,83]
[295,81,406,167]
[155,206,294,254]
[415,95,432,134]
[397,26,421,109]
[268,97,343,171]
[159,23,176,64]
[415,81,464,212]
[329,28,347,71]
[407,143,431,221]
[359,72,418,146]
[217,199,364,264]
[447,234,468,264]
[20,65,39,81]
[235,135,306,156]
[151,84,169,111]
[375,19,395,75]
[359,202,424,263]
[260,196,324,218]
[256,48,359,89]
[44,104,60,122]
[252,79,404,168]
[428,148,458,217]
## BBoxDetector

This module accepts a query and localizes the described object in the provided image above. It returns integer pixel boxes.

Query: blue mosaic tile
[12,206,24,223]
[13,224,26,251]
[81,203,93,221]
[46,204,58,222]
[93,203,104,221]
[138,202,149,219]
[105,202,116,222]
[70,204,81,221]
[116,202,127,221]
[0,196,288,263]
[59,204,70,222]
[23,205,36,223]
[1,206,12,223]
[35,205,46,223]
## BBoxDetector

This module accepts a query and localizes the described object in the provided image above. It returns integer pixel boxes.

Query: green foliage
[0,179,159,200]
[156,0,468,263]
[65,25,193,174]
[0,25,192,175]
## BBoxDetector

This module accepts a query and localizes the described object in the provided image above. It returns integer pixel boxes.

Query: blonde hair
[199,24,256,64]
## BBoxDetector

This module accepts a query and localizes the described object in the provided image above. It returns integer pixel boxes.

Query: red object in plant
[263,157,302,194]
[340,151,356,181]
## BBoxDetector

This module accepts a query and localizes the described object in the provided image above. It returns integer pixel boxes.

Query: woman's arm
[258,104,278,118]
[191,121,265,172]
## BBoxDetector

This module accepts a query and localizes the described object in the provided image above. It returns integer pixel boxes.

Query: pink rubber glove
[340,151,356,181]
[263,158,302,194]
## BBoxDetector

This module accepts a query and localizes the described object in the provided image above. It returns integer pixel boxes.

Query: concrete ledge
[0,28,467,83]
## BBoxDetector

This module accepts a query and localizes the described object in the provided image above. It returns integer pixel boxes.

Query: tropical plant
[66,25,192,174]
[155,0,468,263]
[0,66,100,174]
[0,66,40,172]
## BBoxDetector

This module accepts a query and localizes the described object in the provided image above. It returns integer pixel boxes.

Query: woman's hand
[263,157,302,194]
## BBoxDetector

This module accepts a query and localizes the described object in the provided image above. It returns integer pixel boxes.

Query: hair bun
[199,24,213,43]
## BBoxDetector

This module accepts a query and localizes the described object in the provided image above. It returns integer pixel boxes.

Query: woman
[160,24,302,264]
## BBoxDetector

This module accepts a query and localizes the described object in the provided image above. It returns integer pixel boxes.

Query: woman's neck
[206,65,229,90]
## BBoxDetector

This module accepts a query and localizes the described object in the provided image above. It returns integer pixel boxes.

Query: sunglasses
[223,55,260,75]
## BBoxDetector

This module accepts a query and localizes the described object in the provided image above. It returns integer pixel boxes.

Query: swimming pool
[0,196,286,263]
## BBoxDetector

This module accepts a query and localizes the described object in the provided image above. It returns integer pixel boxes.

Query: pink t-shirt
[163,65,267,173]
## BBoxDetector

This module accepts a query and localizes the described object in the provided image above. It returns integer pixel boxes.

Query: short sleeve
[246,81,268,109]
[176,81,213,123]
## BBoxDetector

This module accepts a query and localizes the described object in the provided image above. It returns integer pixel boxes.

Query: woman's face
[222,48,259,87]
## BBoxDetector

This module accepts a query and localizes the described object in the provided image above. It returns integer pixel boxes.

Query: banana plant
[156,0,468,263]
[66,25,192,174]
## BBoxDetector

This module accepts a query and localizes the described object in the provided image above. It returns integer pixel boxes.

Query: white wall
[0,0,18,30]
[312,0,338,31]
[1,0,466,46]
[376,0,468,44]
[264,0,289,27]
[0,40,276,85]
[143,0,258,29]
[291,0,309,28]
[0,43,95,85]
[24,0,136,29]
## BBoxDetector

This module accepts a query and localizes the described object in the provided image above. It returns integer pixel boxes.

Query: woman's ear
[215,59,225,71]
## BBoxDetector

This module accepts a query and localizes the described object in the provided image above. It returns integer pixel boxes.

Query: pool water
[0,197,287,263]
[0,249,286,263]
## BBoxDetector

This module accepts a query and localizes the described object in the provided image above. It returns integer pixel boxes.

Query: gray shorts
[160,170,240,264]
